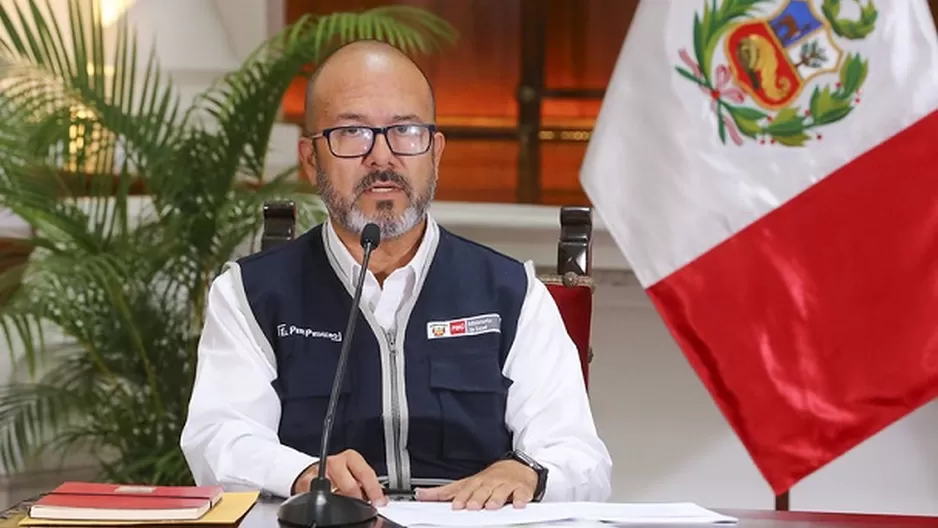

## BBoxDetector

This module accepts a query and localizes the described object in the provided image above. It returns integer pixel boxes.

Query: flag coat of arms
[581,0,938,495]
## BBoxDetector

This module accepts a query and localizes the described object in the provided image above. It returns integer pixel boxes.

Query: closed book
[28,482,224,521]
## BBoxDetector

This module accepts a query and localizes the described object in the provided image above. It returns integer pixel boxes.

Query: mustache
[354,170,412,197]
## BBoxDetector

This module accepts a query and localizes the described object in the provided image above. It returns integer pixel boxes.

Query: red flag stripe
[646,108,938,495]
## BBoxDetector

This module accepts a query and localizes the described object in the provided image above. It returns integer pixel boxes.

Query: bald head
[303,40,435,132]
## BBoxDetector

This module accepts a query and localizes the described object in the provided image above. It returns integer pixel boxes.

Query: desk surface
[239,500,938,527]
[4,495,938,528]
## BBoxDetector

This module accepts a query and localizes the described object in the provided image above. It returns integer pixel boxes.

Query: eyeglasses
[306,124,437,158]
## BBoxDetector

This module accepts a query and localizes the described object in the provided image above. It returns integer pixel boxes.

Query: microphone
[278,223,382,528]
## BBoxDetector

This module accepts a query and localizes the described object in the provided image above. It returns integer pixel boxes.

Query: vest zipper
[385,329,405,489]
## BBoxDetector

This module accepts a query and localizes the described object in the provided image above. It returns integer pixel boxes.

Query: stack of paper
[377,501,738,526]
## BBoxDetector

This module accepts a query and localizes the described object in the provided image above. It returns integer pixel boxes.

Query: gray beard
[315,164,436,241]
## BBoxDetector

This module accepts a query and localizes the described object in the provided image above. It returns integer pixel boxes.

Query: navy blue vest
[235,223,527,487]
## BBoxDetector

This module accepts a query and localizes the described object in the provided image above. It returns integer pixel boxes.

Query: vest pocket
[428,350,512,463]
[273,362,351,455]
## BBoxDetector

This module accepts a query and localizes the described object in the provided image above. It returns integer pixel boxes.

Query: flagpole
[775,491,790,511]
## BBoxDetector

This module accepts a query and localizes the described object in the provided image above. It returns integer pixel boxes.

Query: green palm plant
[0,0,456,485]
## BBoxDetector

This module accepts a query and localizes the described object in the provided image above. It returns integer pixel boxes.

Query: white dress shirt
[180,215,612,502]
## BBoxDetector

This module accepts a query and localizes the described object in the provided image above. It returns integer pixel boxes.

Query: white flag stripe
[580,0,938,287]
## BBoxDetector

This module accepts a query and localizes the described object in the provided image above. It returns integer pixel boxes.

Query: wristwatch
[502,450,548,501]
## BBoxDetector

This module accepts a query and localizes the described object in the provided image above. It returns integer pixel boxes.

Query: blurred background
[284,0,627,206]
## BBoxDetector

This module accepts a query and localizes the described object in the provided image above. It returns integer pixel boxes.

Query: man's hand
[292,449,388,506]
[415,460,538,510]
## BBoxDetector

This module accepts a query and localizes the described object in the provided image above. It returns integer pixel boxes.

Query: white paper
[376,501,739,526]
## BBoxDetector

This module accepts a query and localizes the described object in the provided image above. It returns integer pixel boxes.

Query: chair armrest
[541,205,597,389]
[556,206,592,276]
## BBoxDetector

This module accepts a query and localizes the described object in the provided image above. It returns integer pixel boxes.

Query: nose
[364,130,396,168]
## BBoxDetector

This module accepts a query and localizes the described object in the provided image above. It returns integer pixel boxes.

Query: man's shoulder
[236,225,323,269]
[232,226,326,300]
[437,226,524,268]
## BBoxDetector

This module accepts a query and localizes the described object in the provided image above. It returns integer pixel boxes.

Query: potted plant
[0,0,455,486]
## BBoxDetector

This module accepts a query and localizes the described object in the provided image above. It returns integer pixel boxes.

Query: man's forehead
[315,83,431,124]
[305,44,435,128]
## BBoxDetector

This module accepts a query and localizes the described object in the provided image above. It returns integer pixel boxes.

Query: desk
[3,494,938,528]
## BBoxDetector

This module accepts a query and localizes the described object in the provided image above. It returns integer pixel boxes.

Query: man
[180,40,611,511]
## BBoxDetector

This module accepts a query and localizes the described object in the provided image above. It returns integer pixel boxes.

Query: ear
[298,138,318,184]
[431,131,446,173]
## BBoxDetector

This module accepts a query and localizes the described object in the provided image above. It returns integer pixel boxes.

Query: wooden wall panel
[282,0,636,203]
[284,0,521,125]
[283,0,635,126]
[541,0,635,121]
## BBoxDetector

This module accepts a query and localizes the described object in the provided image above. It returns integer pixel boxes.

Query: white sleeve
[179,264,317,498]
[502,261,613,502]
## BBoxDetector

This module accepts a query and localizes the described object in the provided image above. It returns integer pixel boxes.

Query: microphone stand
[278,224,382,528]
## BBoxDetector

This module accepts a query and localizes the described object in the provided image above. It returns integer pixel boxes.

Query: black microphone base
[277,478,379,528]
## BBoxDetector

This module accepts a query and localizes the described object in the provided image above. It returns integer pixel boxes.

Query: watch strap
[501,450,548,501]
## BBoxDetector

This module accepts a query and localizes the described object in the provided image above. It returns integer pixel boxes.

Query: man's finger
[485,483,513,510]
[328,460,364,500]
[452,480,484,511]
[415,481,460,502]
[512,486,534,509]
[465,482,496,511]
[345,452,387,506]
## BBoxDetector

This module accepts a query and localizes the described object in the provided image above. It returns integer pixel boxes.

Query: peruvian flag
[581,0,938,495]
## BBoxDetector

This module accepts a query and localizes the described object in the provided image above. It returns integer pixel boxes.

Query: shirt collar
[324,214,439,286]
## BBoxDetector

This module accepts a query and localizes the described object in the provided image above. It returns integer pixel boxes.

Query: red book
[29,482,224,521]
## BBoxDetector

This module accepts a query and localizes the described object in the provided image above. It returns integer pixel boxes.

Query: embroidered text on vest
[277,324,343,342]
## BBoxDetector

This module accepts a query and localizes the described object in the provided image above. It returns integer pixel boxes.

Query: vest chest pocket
[272,351,351,454]
[428,346,513,463]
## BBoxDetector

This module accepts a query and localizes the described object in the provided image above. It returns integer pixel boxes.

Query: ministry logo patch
[426,313,501,340]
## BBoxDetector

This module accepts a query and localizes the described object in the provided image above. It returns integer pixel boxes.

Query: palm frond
[0,1,456,484]
[0,0,185,247]
[0,347,94,473]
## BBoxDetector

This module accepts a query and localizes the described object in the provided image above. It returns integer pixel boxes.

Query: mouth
[364,182,404,195]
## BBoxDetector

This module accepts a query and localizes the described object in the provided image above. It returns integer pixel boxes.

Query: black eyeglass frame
[304,124,438,159]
